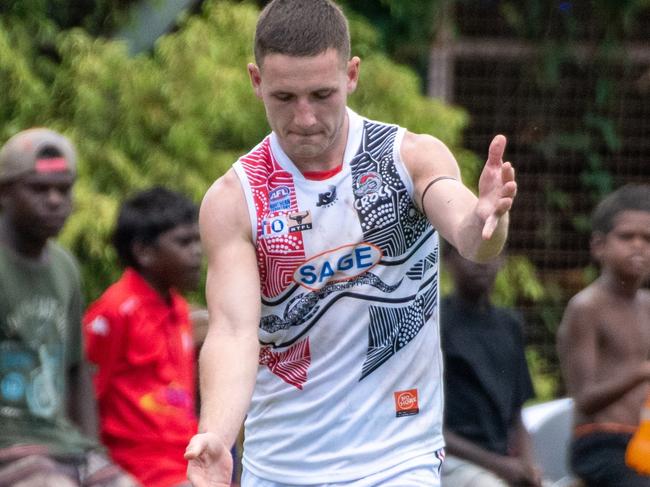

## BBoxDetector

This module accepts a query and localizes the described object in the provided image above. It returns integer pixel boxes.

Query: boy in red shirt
[84,187,202,487]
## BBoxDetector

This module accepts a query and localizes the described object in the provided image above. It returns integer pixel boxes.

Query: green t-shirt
[0,242,97,457]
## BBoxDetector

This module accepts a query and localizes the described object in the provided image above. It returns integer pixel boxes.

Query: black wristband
[420,176,457,218]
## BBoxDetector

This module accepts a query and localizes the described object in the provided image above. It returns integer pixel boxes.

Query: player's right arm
[185,169,261,487]
[557,292,650,418]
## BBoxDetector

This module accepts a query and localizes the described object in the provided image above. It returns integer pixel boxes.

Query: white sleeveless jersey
[233,109,445,484]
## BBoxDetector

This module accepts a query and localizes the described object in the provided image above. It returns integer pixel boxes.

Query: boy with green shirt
[0,128,137,486]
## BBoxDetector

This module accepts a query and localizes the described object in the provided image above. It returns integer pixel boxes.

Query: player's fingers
[501,161,515,182]
[501,180,517,199]
[482,215,498,240]
[487,134,507,168]
[496,196,514,214]
[184,435,207,459]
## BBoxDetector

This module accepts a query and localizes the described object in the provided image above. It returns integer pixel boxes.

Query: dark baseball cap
[0,128,77,183]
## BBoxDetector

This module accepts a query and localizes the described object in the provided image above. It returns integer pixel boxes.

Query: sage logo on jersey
[353,171,393,210]
[294,243,383,290]
[394,388,419,417]
[269,186,291,212]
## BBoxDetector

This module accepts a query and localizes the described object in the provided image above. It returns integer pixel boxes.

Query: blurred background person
[83,187,202,487]
[557,184,650,487]
[441,244,545,487]
[0,128,137,486]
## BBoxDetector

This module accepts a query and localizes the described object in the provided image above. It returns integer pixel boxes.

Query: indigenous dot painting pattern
[235,118,438,389]
[237,138,306,298]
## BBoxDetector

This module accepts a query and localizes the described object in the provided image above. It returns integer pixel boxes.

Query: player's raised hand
[476,134,517,240]
[185,432,233,487]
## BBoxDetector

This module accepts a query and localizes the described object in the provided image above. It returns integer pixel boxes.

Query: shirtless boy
[557,183,650,486]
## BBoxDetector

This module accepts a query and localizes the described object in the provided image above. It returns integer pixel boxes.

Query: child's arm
[508,415,543,484]
[444,427,542,486]
[557,297,650,416]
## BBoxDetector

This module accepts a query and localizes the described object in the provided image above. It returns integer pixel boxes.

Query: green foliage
[1,0,473,302]
[501,0,648,218]
[526,348,559,403]
[0,0,138,35]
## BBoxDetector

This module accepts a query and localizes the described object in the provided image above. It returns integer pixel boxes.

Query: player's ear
[248,63,263,99]
[346,56,360,93]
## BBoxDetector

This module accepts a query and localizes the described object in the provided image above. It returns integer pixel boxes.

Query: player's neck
[291,115,350,174]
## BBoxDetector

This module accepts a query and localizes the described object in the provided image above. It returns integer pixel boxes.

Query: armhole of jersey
[232,161,259,246]
[392,127,416,201]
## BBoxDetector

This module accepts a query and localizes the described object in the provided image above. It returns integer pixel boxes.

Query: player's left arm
[401,132,516,262]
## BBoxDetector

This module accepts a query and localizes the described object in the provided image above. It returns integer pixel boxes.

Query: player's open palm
[185,432,233,487]
[476,134,517,240]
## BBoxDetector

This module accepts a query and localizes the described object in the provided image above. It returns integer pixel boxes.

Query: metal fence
[428,2,650,398]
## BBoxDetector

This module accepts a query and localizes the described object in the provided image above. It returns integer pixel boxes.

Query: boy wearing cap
[0,128,138,486]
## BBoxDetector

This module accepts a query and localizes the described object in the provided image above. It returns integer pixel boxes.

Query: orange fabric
[83,269,198,487]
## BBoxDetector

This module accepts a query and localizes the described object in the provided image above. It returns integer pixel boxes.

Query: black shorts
[571,432,650,487]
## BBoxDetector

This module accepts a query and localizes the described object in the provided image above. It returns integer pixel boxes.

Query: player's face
[249,49,360,167]
[0,171,75,241]
[594,210,650,281]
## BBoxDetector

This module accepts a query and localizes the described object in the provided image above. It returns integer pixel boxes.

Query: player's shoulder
[400,131,459,179]
[401,131,450,158]
[200,168,251,244]
[202,169,241,208]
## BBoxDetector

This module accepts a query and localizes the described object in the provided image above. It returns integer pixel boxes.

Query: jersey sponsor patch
[394,388,419,417]
[316,185,338,207]
[269,186,291,212]
[262,211,313,238]
[293,243,382,290]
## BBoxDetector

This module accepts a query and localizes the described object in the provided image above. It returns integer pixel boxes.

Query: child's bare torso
[575,285,650,427]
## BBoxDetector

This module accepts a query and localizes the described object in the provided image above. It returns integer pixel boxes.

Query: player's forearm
[197,326,260,448]
[455,210,509,262]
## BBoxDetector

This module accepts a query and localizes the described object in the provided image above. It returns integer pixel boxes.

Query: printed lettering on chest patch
[269,186,291,212]
[394,388,419,417]
[261,210,313,238]
[293,243,382,290]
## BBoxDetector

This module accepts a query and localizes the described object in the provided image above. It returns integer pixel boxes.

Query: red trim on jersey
[302,164,343,181]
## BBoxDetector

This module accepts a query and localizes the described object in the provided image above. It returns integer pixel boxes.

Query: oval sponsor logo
[293,243,383,290]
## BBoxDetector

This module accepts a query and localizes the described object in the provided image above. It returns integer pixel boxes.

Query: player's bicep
[199,172,261,339]
[400,132,476,246]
